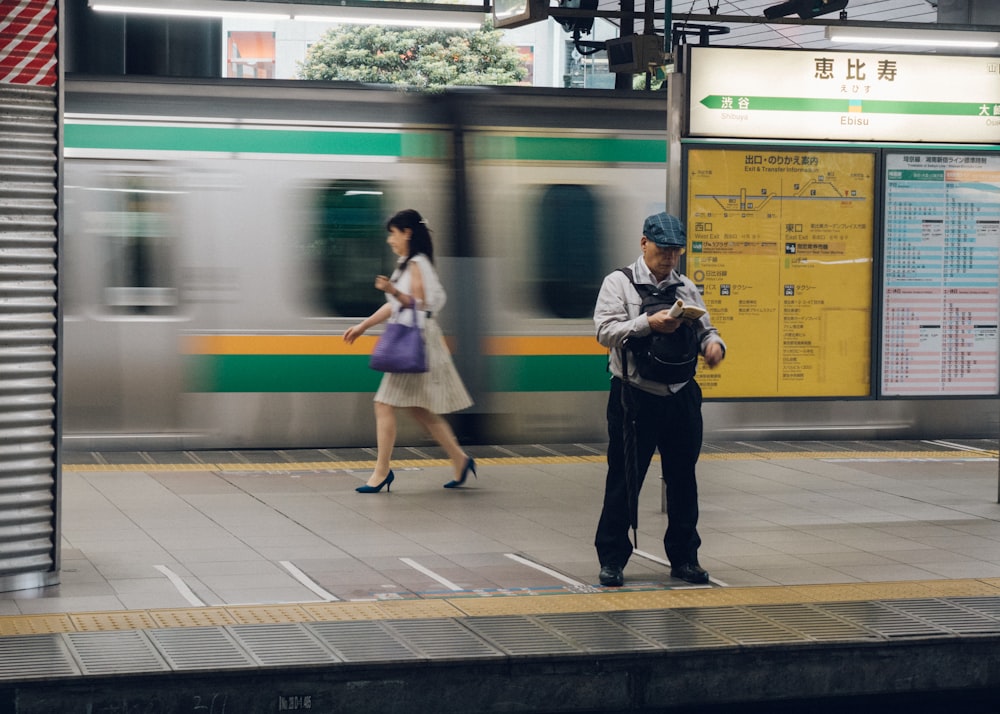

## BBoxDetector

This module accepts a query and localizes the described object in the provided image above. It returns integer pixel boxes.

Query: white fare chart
[881,153,1000,396]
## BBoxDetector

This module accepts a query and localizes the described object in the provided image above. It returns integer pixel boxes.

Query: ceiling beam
[674,12,1000,32]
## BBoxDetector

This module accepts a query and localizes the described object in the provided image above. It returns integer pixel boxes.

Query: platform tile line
[1,594,1000,681]
[60,447,998,473]
[1,581,999,639]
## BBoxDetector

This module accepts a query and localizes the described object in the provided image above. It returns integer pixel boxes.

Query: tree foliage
[297,22,528,90]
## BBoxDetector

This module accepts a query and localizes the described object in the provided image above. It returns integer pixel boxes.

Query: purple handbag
[369,305,428,373]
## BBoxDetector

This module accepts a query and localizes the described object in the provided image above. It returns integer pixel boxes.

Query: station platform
[2,439,999,712]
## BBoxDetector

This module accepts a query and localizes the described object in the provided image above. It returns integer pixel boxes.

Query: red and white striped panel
[0,0,57,86]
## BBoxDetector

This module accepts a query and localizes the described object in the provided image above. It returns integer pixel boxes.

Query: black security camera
[764,0,848,20]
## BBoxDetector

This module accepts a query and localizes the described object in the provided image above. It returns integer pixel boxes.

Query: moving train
[61,76,998,451]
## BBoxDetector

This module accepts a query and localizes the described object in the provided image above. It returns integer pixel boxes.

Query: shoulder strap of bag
[617,267,652,299]
[618,267,685,299]
[403,257,426,311]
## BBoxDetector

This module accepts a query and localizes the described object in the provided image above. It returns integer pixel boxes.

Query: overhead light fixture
[90,0,485,29]
[90,1,290,19]
[825,25,1000,49]
[293,11,482,29]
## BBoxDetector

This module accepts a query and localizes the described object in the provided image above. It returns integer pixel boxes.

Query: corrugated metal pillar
[0,0,61,591]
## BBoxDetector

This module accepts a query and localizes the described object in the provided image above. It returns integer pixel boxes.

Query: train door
[62,163,187,449]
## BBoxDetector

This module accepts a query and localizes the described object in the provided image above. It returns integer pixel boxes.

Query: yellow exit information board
[686,148,875,398]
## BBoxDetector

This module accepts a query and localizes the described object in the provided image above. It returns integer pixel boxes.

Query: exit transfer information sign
[688,46,1000,144]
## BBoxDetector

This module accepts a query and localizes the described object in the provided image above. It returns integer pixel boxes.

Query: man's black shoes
[601,562,708,586]
[670,562,709,584]
[599,565,624,587]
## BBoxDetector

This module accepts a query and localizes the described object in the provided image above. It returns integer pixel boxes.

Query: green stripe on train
[185,355,610,392]
[186,355,382,392]
[487,355,610,391]
[64,124,664,163]
[472,135,666,163]
[63,124,445,159]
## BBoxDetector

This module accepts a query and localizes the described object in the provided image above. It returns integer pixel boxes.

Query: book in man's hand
[667,299,706,320]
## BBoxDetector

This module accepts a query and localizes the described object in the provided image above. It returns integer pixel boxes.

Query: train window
[308,181,393,316]
[103,177,178,315]
[536,184,604,319]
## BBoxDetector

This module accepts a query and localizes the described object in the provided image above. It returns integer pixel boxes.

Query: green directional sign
[699,95,993,117]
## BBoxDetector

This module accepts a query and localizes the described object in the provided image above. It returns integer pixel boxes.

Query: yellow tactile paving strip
[0,614,74,636]
[3,579,999,638]
[61,449,999,473]
[149,607,237,629]
[70,610,159,633]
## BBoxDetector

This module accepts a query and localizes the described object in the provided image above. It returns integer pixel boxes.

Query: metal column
[0,0,61,591]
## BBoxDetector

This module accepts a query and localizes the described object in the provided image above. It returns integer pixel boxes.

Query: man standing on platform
[593,212,726,587]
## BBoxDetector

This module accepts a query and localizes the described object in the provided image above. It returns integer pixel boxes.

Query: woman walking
[343,209,475,493]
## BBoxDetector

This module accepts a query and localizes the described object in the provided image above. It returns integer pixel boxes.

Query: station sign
[687,46,1000,144]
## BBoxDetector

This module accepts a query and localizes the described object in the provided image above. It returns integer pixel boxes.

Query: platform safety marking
[154,565,206,608]
[633,549,728,587]
[280,561,340,602]
[633,549,671,567]
[400,557,463,592]
[925,439,996,454]
[505,553,589,589]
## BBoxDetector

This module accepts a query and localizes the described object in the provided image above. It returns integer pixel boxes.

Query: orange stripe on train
[182,335,605,356]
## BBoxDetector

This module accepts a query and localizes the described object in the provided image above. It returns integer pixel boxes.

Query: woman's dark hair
[387,209,434,265]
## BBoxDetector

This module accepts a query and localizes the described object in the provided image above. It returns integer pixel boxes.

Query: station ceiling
[629,0,940,50]
[114,0,986,53]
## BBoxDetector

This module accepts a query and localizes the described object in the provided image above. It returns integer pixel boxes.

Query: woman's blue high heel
[443,457,476,489]
[356,471,394,493]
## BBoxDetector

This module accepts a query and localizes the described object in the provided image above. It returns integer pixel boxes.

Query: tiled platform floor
[27,438,999,615]
[0,440,996,713]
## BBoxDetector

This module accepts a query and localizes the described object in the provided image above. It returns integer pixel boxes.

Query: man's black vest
[618,267,699,384]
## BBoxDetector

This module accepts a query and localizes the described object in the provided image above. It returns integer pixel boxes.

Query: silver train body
[61,77,999,450]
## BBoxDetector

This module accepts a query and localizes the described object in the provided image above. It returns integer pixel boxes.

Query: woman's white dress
[374,254,473,414]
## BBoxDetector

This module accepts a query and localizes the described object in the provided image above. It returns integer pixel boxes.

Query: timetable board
[880,153,1000,396]
[686,148,875,398]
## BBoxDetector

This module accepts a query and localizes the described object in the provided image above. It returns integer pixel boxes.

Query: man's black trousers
[595,376,703,570]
